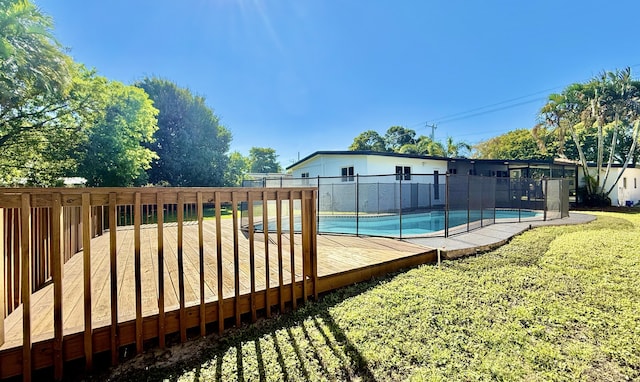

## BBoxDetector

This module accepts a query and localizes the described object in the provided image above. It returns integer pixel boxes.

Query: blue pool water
[257,209,541,237]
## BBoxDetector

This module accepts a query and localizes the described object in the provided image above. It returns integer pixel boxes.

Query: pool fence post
[399,174,403,239]
[445,174,449,238]
[518,179,522,223]
[480,177,484,228]
[317,176,320,232]
[543,178,548,221]
[466,175,470,233]
[356,174,359,237]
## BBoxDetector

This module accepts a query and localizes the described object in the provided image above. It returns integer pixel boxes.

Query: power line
[436,97,546,124]
[433,87,559,123]
[410,64,640,130]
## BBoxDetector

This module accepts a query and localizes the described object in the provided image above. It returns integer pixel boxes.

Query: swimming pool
[256,209,541,237]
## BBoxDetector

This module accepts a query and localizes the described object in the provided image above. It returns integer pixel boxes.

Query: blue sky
[36,0,640,168]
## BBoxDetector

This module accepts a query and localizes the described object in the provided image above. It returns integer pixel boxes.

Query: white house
[287,151,449,181]
[286,151,449,213]
[582,165,640,206]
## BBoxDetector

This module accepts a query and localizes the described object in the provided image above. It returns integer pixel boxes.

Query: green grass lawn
[107,211,640,381]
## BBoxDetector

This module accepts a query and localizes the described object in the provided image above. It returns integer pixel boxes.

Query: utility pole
[425,123,437,140]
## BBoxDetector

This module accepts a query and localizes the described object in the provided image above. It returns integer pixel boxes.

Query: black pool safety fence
[241,174,571,238]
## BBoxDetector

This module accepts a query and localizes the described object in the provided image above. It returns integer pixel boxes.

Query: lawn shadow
[116,272,400,381]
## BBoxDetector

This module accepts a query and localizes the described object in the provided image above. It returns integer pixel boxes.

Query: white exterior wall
[607,167,640,206]
[579,166,640,206]
[290,153,448,213]
[290,154,447,180]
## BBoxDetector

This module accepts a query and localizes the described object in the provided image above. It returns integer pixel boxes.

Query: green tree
[474,129,552,160]
[249,147,281,173]
[348,130,387,151]
[224,151,249,186]
[0,0,69,106]
[384,126,416,152]
[398,135,446,156]
[136,77,231,186]
[539,68,640,202]
[0,0,84,184]
[445,136,472,158]
[76,81,158,186]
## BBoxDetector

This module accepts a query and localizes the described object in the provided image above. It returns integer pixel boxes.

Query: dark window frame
[341,166,354,182]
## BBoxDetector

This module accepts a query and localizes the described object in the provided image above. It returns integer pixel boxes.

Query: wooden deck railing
[0,187,318,381]
[2,206,92,317]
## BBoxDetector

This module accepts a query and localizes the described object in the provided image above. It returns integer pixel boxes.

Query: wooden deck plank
[0,217,434,378]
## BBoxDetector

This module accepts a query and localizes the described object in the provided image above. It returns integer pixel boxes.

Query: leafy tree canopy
[224,151,249,186]
[349,126,470,158]
[0,0,82,184]
[76,80,158,186]
[348,130,386,151]
[136,77,231,187]
[474,128,554,160]
[249,147,281,173]
[384,126,416,152]
[539,67,640,200]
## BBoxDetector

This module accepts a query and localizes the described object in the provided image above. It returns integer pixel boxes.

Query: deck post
[82,193,93,371]
[52,194,64,380]
[177,192,186,342]
[134,193,143,354]
[156,192,165,349]
[108,193,119,364]
[311,190,318,300]
[301,190,316,301]
[21,193,32,381]
[0,207,4,347]
[262,191,271,318]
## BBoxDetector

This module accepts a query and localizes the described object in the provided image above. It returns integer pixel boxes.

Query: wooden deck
[1,218,435,378]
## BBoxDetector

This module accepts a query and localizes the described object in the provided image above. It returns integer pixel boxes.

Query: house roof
[286,150,447,170]
[286,150,572,170]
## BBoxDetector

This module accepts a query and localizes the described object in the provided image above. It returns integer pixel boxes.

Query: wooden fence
[0,187,318,381]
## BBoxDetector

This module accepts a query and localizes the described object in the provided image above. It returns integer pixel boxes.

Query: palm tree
[445,136,471,158]
[540,68,640,201]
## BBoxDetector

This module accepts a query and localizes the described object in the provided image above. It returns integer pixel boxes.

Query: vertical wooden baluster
[156,193,165,349]
[311,190,318,300]
[263,191,271,318]
[21,194,32,381]
[134,193,143,354]
[82,193,93,370]
[248,192,256,322]
[51,194,64,380]
[215,193,224,334]
[276,192,284,313]
[0,207,4,347]
[197,192,206,337]
[232,193,241,328]
[289,195,296,310]
[108,193,118,365]
[301,192,308,304]
[177,193,186,342]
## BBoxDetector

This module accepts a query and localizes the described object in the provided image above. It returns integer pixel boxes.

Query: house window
[301,172,309,178]
[434,171,440,200]
[449,168,457,175]
[395,166,411,181]
[341,166,354,182]
[623,177,627,189]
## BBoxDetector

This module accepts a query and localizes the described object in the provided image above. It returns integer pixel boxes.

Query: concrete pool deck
[404,212,596,259]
